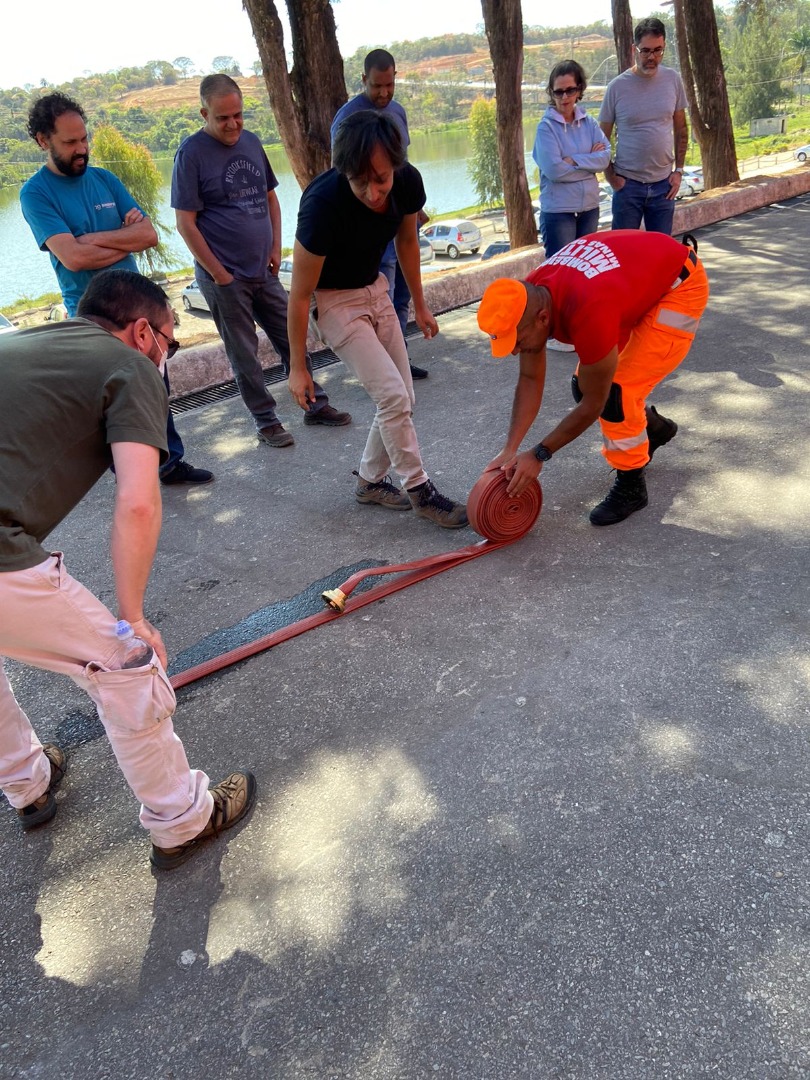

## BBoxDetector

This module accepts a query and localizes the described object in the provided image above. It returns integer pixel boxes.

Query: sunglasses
[552,87,580,98]
[150,325,181,359]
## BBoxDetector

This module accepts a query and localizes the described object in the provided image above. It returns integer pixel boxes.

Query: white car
[0,313,16,335]
[793,144,810,162]
[421,219,482,259]
[181,280,209,313]
[677,166,704,198]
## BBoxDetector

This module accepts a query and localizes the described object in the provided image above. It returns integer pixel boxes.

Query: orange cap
[477,279,528,357]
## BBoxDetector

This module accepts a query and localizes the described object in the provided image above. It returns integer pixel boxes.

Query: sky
[1,0,664,90]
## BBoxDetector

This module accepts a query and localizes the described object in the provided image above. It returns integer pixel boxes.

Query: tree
[672,0,739,190]
[174,57,195,80]
[611,0,634,73]
[212,56,243,76]
[242,0,347,187]
[91,125,178,273]
[480,0,536,250]
[789,27,810,105]
[726,5,791,124]
[467,98,502,206]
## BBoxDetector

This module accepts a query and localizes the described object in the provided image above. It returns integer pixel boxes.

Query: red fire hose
[169,470,542,690]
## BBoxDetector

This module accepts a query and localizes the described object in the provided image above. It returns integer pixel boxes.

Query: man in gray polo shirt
[599,17,688,235]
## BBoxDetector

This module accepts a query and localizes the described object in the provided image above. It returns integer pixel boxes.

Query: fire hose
[169,470,542,690]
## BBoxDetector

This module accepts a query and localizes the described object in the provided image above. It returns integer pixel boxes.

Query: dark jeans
[196,269,328,430]
[611,177,675,235]
[539,207,600,258]
[379,239,411,339]
[162,373,185,474]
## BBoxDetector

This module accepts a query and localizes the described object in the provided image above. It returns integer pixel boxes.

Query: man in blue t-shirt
[331,49,430,381]
[172,74,350,448]
[20,93,212,486]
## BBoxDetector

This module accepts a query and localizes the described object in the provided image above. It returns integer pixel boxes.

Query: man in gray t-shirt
[172,74,351,448]
[599,17,688,235]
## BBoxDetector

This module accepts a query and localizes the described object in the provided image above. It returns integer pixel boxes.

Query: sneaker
[646,405,678,461]
[258,423,295,447]
[407,479,468,529]
[546,338,575,353]
[303,405,352,427]
[353,470,411,510]
[409,362,429,380]
[17,744,67,831]
[150,771,257,871]
[589,468,648,526]
[160,461,215,485]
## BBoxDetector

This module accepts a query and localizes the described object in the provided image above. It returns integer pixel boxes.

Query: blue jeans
[196,269,328,430]
[611,177,675,235]
[162,370,185,473]
[539,207,600,258]
[379,240,411,339]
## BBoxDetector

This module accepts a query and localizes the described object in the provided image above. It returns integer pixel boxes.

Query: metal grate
[168,305,470,415]
[170,347,342,415]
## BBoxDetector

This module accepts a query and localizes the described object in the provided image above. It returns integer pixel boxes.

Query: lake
[0,122,543,309]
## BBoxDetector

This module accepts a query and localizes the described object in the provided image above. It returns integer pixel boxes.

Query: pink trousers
[0,554,212,847]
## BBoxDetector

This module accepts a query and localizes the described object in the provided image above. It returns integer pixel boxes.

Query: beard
[52,149,89,177]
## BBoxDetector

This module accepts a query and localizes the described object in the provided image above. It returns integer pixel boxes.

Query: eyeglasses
[552,87,580,98]
[636,46,665,57]
[150,325,181,359]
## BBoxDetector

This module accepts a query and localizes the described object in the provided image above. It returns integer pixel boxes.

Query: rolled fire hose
[169,470,542,690]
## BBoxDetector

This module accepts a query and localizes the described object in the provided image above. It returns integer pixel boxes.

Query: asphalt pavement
[1,196,809,1079]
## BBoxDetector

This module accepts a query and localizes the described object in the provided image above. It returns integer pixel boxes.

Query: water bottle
[115,620,153,669]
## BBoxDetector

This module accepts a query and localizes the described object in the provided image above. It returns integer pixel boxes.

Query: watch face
[534,443,552,462]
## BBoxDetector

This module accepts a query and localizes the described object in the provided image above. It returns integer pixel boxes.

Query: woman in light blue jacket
[533,60,611,259]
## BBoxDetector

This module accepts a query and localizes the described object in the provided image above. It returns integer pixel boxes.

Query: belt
[671,247,698,289]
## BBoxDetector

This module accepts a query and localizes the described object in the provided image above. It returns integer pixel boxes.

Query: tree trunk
[242,0,347,188]
[611,0,634,73]
[673,0,739,190]
[480,0,537,250]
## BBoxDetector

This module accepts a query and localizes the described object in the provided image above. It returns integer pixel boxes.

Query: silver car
[421,219,482,259]
[0,313,17,335]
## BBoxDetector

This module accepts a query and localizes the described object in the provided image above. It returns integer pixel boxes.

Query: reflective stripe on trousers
[594,256,710,471]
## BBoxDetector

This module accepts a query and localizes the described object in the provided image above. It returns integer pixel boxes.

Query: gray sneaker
[354,470,411,510]
[407,479,468,529]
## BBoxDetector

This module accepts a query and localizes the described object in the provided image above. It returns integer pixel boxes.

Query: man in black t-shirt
[288,111,467,529]
[0,270,255,870]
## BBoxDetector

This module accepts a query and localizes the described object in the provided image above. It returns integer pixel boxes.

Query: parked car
[0,312,17,335]
[181,280,210,313]
[421,219,482,259]
[677,166,704,198]
[278,257,294,289]
[481,241,511,261]
[793,144,810,162]
[419,234,434,264]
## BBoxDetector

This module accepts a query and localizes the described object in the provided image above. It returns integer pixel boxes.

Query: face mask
[147,325,168,376]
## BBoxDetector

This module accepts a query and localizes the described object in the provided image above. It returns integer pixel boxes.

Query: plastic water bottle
[115,620,153,669]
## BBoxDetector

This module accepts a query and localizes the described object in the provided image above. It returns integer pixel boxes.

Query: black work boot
[645,405,678,461]
[589,467,648,526]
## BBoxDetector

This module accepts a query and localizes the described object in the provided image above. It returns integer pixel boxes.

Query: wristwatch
[533,443,553,463]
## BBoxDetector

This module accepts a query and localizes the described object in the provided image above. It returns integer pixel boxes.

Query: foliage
[467,97,502,207]
[90,125,178,272]
[725,5,793,123]
[211,56,243,76]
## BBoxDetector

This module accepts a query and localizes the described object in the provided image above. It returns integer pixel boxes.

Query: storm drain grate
[169,304,471,416]
[170,347,342,415]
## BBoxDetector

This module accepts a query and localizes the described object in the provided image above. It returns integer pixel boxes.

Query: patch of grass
[4,292,63,316]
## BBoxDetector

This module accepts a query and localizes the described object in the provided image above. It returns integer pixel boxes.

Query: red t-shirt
[526,231,690,365]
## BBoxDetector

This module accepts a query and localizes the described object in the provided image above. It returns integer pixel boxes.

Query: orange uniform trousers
[579,250,710,471]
